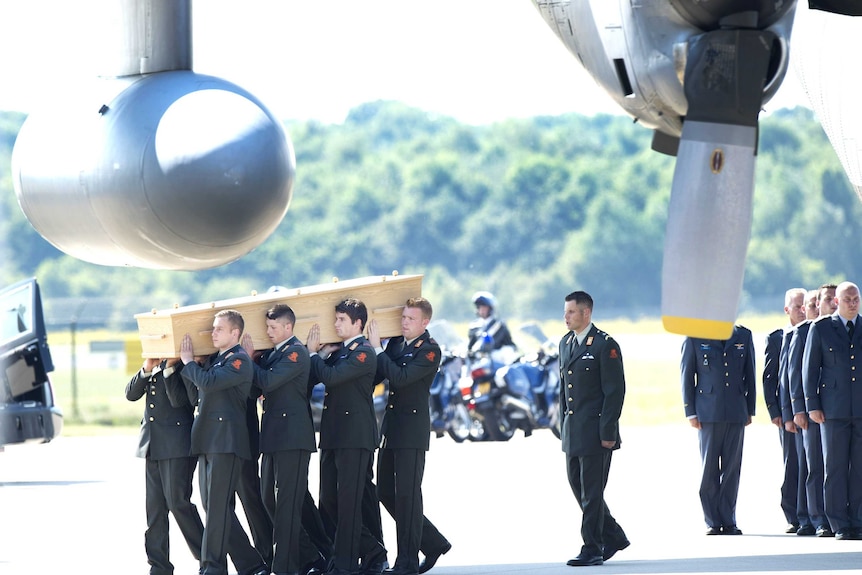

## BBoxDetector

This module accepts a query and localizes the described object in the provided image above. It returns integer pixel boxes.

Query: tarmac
[2,423,861,575]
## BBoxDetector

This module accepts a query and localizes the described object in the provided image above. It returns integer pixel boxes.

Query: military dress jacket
[681,326,756,424]
[310,336,378,451]
[250,336,316,454]
[803,313,862,418]
[125,360,194,460]
[558,324,625,456]
[762,328,783,421]
[376,331,441,451]
[788,320,813,416]
[181,344,253,460]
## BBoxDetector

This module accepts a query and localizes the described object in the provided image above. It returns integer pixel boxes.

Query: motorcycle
[428,349,475,442]
[457,322,561,441]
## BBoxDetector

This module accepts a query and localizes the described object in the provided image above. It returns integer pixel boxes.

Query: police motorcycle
[493,322,561,439]
[426,320,474,442]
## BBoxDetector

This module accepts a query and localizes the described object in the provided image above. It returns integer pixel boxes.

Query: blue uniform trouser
[698,421,745,529]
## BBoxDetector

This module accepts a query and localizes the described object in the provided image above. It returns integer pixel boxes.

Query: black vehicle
[1,278,63,447]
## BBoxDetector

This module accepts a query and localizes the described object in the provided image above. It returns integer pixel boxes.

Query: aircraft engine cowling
[11,71,295,270]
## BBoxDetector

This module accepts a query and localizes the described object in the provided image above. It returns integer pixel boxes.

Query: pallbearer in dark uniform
[126,357,204,575]
[559,291,629,567]
[180,310,268,575]
[242,304,323,575]
[789,284,838,537]
[803,281,862,540]
[367,297,451,575]
[762,288,806,533]
[682,325,756,536]
[306,298,383,575]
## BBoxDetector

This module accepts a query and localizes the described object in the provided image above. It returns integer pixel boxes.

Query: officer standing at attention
[242,304,324,575]
[802,281,862,540]
[788,284,838,538]
[180,310,268,575]
[126,357,204,575]
[763,288,806,533]
[559,291,629,567]
[306,298,384,575]
[367,297,451,575]
[682,324,756,535]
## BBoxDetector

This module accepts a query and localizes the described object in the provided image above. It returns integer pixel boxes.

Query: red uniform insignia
[232,358,243,369]
[357,352,367,363]
[287,351,298,363]
[609,349,618,359]
[426,351,436,362]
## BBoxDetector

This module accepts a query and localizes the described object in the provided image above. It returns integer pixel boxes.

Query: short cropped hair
[406,297,433,320]
[215,309,244,334]
[335,298,368,330]
[564,291,593,310]
[266,304,296,325]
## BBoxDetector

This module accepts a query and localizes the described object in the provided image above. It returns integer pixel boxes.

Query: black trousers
[261,449,319,574]
[236,456,274,569]
[198,453,264,575]
[565,450,627,557]
[144,456,204,575]
[377,448,425,571]
[319,448,379,571]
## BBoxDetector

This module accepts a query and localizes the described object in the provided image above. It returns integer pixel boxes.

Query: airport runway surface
[2,423,861,574]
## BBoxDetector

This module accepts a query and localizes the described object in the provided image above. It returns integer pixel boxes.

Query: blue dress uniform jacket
[803,313,862,417]
[682,327,756,423]
[763,329,783,421]
[251,337,316,454]
[558,324,625,456]
[789,321,814,416]
[311,337,379,450]
[126,361,194,460]
[377,332,441,450]
[181,345,253,460]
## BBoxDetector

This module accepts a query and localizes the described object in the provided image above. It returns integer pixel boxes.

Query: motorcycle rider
[467,291,516,360]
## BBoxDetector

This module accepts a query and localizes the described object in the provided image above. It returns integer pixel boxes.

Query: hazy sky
[0,0,811,124]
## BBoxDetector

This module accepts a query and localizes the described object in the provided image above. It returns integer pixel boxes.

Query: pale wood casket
[135,273,422,358]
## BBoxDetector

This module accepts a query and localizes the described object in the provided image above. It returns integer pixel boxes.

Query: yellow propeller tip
[662,316,734,340]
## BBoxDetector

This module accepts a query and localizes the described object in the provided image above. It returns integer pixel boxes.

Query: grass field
[50,314,784,435]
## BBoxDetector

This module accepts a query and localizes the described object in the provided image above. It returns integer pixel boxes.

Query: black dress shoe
[602,539,630,561]
[835,528,854,540]
[566,553,603,567]
[302,555,329,575]
[786,523,800,534]
[722,526,743,535]
[418,541,451,574]
[796,524,816,536]
[361,545,388,575]
[705,526,721,535]
[816,525,835,537]
[383,567,418,575]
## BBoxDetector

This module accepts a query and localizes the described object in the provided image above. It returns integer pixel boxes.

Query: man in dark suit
[242,304,324,575]
[682,324,756,536]
[762,288,806,533]
[180,309,268,575]
[126,357,204,575]
[306,298,383,575]
[803,281,862,540]
[559,291,628,567]
[367,297,450,575]
[789,284,838,538]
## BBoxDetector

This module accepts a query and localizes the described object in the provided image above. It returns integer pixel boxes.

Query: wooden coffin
[135,273,422,358]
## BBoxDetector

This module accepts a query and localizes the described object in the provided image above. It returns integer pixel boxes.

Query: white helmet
[471,291,496,310]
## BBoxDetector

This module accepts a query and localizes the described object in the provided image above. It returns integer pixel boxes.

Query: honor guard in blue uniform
[559,291,629,567]
[762,288,806,533]
[789,284,838,537]
[368,297,451,575]
[126,358,204,575]
[802,281,862,540]
[682,325,756,535]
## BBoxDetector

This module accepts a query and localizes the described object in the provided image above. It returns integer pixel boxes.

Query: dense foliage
[1,103,860,328]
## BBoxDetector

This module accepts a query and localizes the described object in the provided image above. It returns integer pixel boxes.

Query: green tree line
[1,102,860,327]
